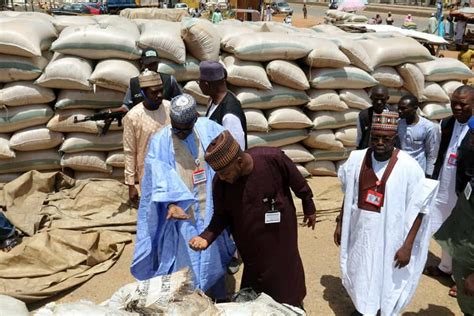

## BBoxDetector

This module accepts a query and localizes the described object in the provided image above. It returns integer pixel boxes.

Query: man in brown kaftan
[189,130,317,307]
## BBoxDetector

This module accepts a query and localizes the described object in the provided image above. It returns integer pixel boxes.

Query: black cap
[141,48,160,65]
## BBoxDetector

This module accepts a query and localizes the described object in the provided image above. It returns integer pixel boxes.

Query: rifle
[73,111,125,136]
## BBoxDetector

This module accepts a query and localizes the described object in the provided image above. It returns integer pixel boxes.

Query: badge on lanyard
[192,169,206,185]
[264,198,281,224]
[465,182,472,200]
[365,189,383,207]
[447,153,457,166]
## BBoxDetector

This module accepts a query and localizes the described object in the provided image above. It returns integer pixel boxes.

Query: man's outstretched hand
[189,236,209,251]
[303,213,316,230]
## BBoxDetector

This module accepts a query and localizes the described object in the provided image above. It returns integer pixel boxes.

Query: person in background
[438,15,446,37]
[386,11,394,25]
[397,95,440,178]
[283,12,292,25]
[374,14,383,24]
[427,13,439,34]
[302,3,307,19]
[212,7,223,24]
[265,5,272,21]
[404,13,413,23]
[458,43,474,69]
[0,213,21,252]
[455,16,467,46]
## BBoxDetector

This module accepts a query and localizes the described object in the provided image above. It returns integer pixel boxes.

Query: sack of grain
[0,81,55,106]
[89,59,140,92]
[388,88,410,104]
[234,85,310,110]
[338,38,373,72]
[280,144,314,163]
[440,80,463,98]
[0,54,49,82]
[335,126,357,147]
[417,58,473,81]
[74,167,124,181]
[47,109,99,134]
[51,24,141,60]
[304,160,337,176]
[244,109,268,132]
[106,150,125,168]
[60,131,123,153]
[119,8,189,21]
[0,149,61,174]
[421,102,452,120]
[0,134,15,159]
[311,148,352,161]
[296,164,311,178]
[397,63,425,100]
[348,15,369,23]
[181,18,220,61]
[308,109,359,130]
[0,18,57,57]
[0,11,54,21]
[139,20,186,64]
[302,129,344,150]
[158,56,200,82]
[55,88,124,110]
[311,24,346,34]
[266,60,309,91]
[223,55,272,90]
[0,104,54,133]
[422,82,450,103]
[372,67,404,88]
[359,37,433,70]
[303,38,350,68]
[52,16,97,32]
[308,67,378,89]
[224,32,311,62]
[247,129,308,148]
[216,24,254,48]
[9,126,63,151]
[266,107,312,129]
[339,89,371,110]
[183,81,210,105]
[61,151,111,173]
[35,53,93,90]
[306,89,348,112]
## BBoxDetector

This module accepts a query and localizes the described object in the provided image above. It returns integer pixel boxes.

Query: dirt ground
[28,176,462,315]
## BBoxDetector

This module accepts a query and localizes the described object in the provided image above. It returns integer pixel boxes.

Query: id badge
[365,190,383,207]
[465,182,472,200]
[447,153,457,166]
[192,169,206,185]
[265,211,281,224]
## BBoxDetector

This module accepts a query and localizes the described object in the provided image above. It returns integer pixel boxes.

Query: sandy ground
[28,176,462,315]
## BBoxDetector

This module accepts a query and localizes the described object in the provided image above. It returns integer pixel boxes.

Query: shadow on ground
[402,304,456,316]
[423,251,456,288]
[321,275,354,316]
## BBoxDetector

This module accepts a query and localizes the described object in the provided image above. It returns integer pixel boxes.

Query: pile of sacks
[0,12,472,181]
[324,9,369,24]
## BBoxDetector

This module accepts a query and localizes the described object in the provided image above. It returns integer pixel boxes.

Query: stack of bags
[325,9,369,24]
[0,13,472,182]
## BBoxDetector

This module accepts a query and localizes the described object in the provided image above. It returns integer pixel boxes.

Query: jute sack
[348,15,368,23]
[0,149,61,174]
[280,144,315,163]
[302,129,344,150]
[266,107,312,129]
[311,148,352,161]
[0,54,49,82]
[335,126,357,147]
[0,81,55,106]
[47,109,99,134]
[89,59,140,93]
[309,67,378,89]
[119,8,189,22]
[223,55,272,90]
[183,81,210,105]
[422,82,450,103]
[397,63,425,100]
[266,60,309,91]
[247,129,308,148]
[181,18,220,61]
[306,89,348,112]
[304,160,337,177]
[139,20,186,64]
[441,80,463,98]
[303,38,350,68]
[216,24,254,48]
[421,102,452,120]
[0,134,15,159]
[51,16,97,32]
[61,151,111,173]
[308,110,359,130]
[224,32,311,62]
[55,88,124,110]
[339,89,371,110]
[35,54,93,90]
[60,131,123,153]
[296,164,311,178]
[311,24,346,34]
[0,104,54,133]
[0,11,54,21]
[338,38,373,72]
[388,88,410,104]
[106,150,125,168]
[417,58,473,81]
[359,37,433,70]
[234,85,310,110]
[9,126,63,151]
[74,167,124,181]
[372,67,404,88]
[51,24,141,60]
[244,109,268,132]
[158,56,200,82]
[0,18,57,57]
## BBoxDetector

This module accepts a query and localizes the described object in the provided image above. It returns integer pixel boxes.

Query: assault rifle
[73,111,125,136]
